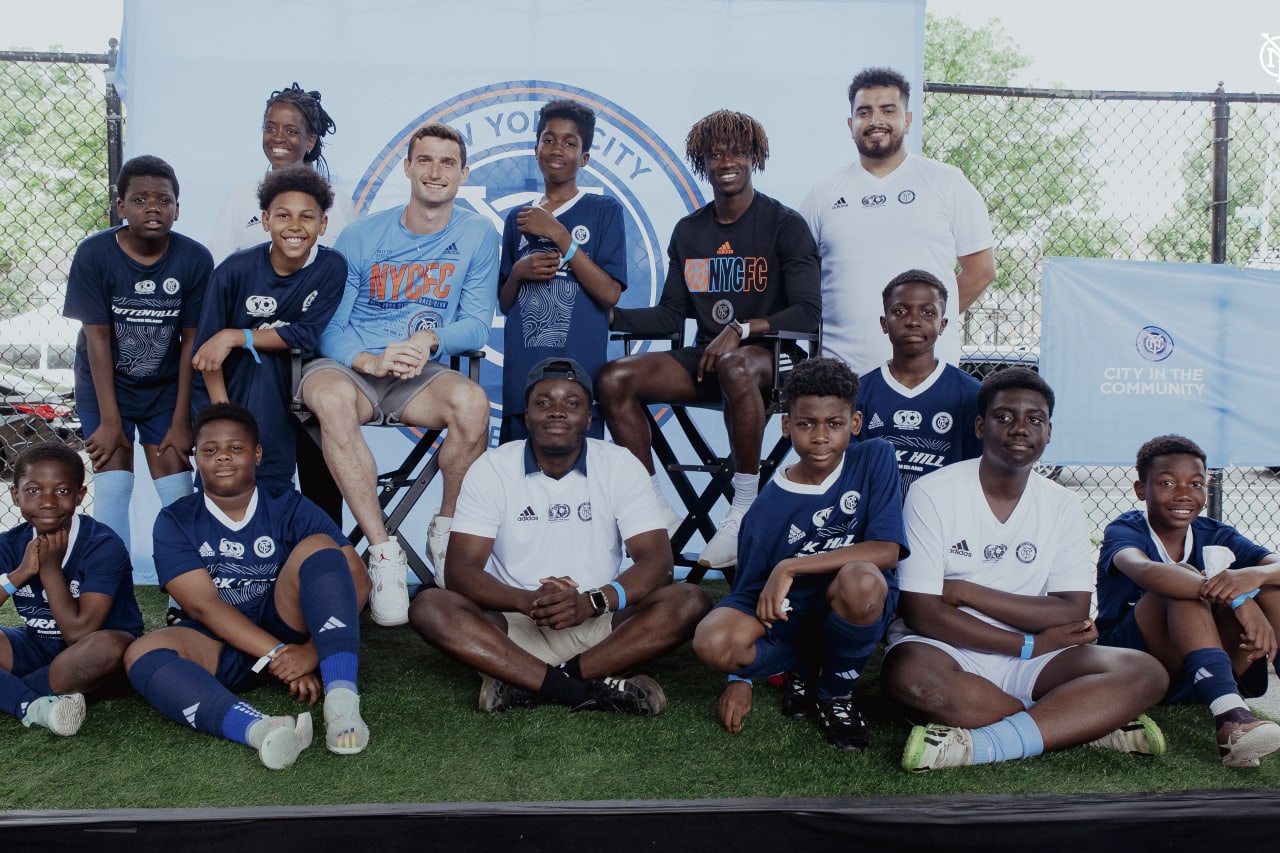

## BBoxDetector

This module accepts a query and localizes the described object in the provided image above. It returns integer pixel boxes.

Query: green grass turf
[1,584,1278,809]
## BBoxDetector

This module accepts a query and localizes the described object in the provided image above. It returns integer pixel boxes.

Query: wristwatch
[586,587,610,617]
[736,320,750,340]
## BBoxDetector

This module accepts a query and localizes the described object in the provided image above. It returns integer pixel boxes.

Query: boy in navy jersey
[1097,435,1280,767]
[693,358,906,750]
[62,156,212,555]
[499,100,627,442]
[857,269,980,497]
[125,404,370,769]
[0,443,142,735]
[192,165,346,494]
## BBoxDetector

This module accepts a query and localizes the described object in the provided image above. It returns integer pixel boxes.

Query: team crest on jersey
[245,295,278,318]
[572,224,591,244]
[135,279,156,294]
[302,290,318,312]
[840,490,861,514]
[68,580,80,597]
[577,502,592,521]
[711,299,735,324]
[162,277,180,295]
[548,503,571,522]
[1016,541,1038,563]
[220,539,245,558]
[862,194,886,207]
[898,190,916,204]
[983,544,1007,563]
[351,81,702,432]
[409,311,442,332]
[254,536,276,558]
[893,410,922,430]
[932,412,953,433]
[812,506,834,527]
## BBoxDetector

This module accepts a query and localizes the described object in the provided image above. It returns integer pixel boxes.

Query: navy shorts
[173,596,309,691]
[1,626,65,677]
[78,404,175,446]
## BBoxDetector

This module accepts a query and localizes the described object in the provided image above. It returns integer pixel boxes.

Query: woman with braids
[209,82,358,263]
[598,110,821,570]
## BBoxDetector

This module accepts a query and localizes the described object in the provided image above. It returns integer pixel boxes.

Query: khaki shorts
[297,357,452,425]
[503,612,614,665]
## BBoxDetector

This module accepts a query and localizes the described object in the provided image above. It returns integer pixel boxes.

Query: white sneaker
[902,723,975,772]
[1085,714,1166,756]
[21,693,86,736]
[324,687,369,755]
[427,513,452,587]
[249,713,313,770]
[367,537,409,626]
[698,506,745,568]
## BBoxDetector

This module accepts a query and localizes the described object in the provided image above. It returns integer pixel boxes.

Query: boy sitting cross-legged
[125,403,370,769]
[1097,434,1280,767]
[693,357,907,750]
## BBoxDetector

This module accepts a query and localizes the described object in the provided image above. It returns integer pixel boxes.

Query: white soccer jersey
[896,459,1093,632]
[801,153,993,375]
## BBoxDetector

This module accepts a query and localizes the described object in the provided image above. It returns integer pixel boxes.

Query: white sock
[731,472,759,513]
[1210,695,1249,717]
[154,471,194,506]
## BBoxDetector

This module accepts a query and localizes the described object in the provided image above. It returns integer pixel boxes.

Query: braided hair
[264,83,338,178]
[684,110,769,182]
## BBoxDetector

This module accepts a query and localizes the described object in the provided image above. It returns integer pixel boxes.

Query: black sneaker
[817,695,870,751]
[572,675,666,716]
[478,675,539,713]
[781,672,816,720]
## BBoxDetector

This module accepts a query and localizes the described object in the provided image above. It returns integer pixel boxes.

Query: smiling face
[702,143,753,201]
[881,280,947,358]
[193,418,261,500]
[783,394,861,484]
[11,460,86,535]
[262,101,316,170]
[525,377,591,459]
[1136,452,1207,536]
[535,117,587,188]
[403,135,469,211]
[977,388,1051,471]
[116,175,178,241]
[263,190,327,273]
[849,85,911,162]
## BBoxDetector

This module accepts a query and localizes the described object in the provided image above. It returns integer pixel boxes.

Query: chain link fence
[0,46,120,527]
[925,82,1280,549]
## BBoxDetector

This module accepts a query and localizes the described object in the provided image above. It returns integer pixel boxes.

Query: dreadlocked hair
[684,110,769,182]
[265,83,338,179]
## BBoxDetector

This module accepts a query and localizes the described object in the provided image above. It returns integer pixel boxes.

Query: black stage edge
[4,790,1279,852]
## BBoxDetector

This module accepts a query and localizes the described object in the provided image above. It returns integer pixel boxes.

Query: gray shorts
[298,357,453,426]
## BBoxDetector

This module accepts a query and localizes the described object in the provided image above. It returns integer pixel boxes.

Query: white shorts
[888,629,1067,707]
[503,612,614,666]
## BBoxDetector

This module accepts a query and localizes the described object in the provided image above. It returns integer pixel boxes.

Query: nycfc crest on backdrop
[351,81,705,432]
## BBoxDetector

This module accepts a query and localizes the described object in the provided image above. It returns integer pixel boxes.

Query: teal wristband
[0,573,16,596]
[609,580,626,611]
[727,674,752,685]
[558,239,579,269]
[242,328,261,364]
[252,642,286,673]
[1020,634,1035,660]
[1231,589,1261,610]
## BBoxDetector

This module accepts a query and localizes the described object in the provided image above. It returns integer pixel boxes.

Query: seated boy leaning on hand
[881,367,1169,772]
[693,357,907,751]
[1097,434,1280,768]
[0,442,142,735]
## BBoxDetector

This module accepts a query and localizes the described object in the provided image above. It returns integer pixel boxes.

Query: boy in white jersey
[882,367,1169,771]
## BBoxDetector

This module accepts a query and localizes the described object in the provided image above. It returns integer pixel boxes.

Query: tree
[0,55,111,319]
[922,15,1130,296]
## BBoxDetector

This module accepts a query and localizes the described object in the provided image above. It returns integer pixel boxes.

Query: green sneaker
[1086,714,1166,756]
[21,693,86,736]
[902,723,974,772]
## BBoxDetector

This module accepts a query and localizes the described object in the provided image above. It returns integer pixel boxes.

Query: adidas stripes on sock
[816,611,881,701]
[128,648,255,744]
[297,548,360,694]
[0,668,41,721]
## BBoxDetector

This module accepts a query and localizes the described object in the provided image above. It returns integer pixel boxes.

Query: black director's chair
[610,329,819,584]
[290,350,485,584]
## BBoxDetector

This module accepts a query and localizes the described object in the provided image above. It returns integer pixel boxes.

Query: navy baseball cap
[525,357,593,401]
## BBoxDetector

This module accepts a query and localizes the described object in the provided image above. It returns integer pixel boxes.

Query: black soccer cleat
[817,694,871,751]
[478,675,539,713]
[572,674,667,716]
[781,672,817,720]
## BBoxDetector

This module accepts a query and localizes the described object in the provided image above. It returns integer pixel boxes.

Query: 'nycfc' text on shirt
[367,262,456,302]
[683,256,769,294]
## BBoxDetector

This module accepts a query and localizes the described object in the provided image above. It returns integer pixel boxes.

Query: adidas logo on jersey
[832,196,848,209]
[442,242,460,256]
[198,541,215,557]
[183,702,200,727]
[867,412,884,430]
[716,241,734,255]
[517,235,528,250]
[319,616,347,633]
[948,540,972,557]
[518,506,538,521]
[788,524,806,544]
[243,215,261,228]
[13,585,34,598]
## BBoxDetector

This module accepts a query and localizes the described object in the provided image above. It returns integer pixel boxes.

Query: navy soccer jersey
[857,362,980,497]
[63,227,212,419]
[1096,510,1274,635]
[732,438,908,604]
[192,244,346,485]
[0,515,143,640]
[153,488,348,622]
[500,192,627,417]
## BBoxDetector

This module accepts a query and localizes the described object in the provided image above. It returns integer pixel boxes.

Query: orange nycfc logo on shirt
[684,256,768,293]
[368,262,455,301]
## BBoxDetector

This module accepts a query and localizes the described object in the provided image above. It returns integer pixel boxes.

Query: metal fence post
[105,38,124,227]
[1207,82,1230,519]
